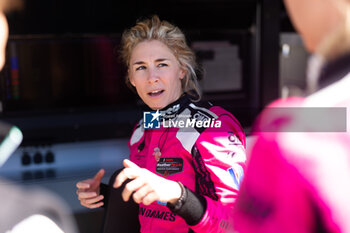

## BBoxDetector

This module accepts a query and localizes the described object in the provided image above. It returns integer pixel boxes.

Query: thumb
[94,169,105,182]
[123,159,139,169]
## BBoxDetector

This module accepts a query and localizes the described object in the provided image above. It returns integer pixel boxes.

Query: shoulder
[186,100,218,122]
[186,100,242,131]
[186,101,246,147]
[129,119,144,147]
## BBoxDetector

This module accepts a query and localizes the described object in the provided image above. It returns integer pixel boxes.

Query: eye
[157,63,168,68]
[135,65,146,71]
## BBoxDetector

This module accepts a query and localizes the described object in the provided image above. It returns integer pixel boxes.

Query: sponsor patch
[228,164,244,189]
[228,133,242,146]
[156,157,183,177]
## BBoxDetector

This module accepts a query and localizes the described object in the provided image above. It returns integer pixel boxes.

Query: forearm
[167,183,207,226]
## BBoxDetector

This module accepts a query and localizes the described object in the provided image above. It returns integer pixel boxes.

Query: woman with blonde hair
[77,15,246,233]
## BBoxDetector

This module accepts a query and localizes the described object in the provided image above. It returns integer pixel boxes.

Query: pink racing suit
[233,67,350,233]
[129,95,246,233]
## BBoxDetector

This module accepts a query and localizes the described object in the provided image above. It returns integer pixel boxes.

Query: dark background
[1,0,295,145]
[7,0,257,34]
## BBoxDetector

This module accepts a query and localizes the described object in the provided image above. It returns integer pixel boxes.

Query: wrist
[167,182,187,211]
[167,181,182,204]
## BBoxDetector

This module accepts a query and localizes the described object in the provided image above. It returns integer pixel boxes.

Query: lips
[148,90,164,97]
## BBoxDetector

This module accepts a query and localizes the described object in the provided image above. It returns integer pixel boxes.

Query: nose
[147,67,159,84]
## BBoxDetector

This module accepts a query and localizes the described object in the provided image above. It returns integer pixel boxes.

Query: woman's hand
[76,169,105,209]
[114,159,182,205]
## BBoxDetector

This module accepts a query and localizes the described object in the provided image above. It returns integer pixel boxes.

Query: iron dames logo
[143,110,161,129]
[139,207,176,221]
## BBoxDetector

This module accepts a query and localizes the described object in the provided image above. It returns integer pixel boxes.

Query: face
[0,12,8,70]
[129,40,185,110]
[283,0,343,52]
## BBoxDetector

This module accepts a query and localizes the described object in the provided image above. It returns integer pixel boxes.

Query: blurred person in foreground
[233,0,350,232]
[0,1,77,232]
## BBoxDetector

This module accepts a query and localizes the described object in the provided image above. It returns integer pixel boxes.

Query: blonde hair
[120,15,201,101]
[317,0,350,60]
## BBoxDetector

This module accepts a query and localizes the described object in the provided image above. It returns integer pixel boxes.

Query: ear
[179,68,186,80]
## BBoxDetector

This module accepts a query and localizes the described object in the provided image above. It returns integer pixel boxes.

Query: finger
[88,202,104,209]
[76,181,90,189]
[132,184,153,204]
[94,169,105,182]
[83,195,104,205]
[113,169,129,188]
[77,191,99,200]
[142,192,158,206]
[81,200,104,209]
[122,177,146,202]
[114,167,140,188]
[123,159,139,169]
[126,176,146,193]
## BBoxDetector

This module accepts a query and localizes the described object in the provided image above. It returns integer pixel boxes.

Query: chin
[150,105,164,110]
[146,102,164,110]
[144,98,168,110]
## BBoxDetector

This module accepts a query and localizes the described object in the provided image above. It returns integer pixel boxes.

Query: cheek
[128,71,136,87]
[132,78,146,97]
[134,85,146,102]
[129,77,136,87]
[132,80,141,93]
[135,87,143,98]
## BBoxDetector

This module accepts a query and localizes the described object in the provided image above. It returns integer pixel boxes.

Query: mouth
[148,90,164,97]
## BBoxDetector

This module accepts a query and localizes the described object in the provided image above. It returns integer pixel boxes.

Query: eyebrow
[132,58,170,66]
